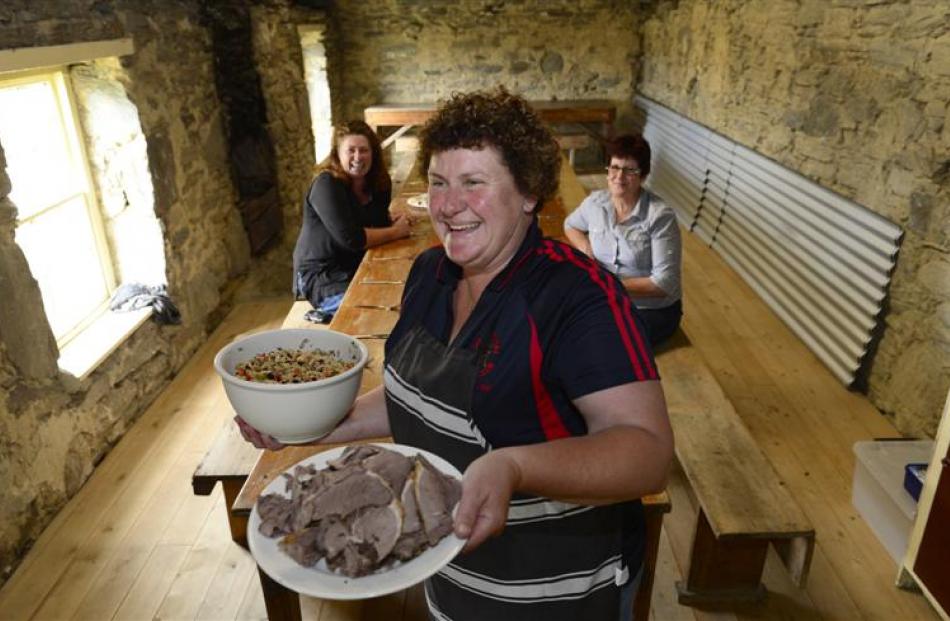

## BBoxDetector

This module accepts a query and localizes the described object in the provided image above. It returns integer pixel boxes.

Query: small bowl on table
[213,328,369,444]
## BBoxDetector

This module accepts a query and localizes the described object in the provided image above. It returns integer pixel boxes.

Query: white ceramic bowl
[213,328,368,444]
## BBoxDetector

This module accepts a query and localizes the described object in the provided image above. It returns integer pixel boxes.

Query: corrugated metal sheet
[632,95,903,386]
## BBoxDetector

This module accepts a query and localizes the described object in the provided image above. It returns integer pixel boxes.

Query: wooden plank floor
[0,180,940,620]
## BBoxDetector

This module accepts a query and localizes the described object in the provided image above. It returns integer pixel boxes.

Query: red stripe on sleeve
[527,314,571,440]
[548,240,653,381]
[617,284,658,379]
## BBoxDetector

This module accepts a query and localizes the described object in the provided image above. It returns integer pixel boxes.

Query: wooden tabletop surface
[365,99,616,129]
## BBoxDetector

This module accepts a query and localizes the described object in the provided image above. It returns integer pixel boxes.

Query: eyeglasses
[606,165,641,177]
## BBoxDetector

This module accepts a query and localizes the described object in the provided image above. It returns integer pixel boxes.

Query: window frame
[1,68,117,347]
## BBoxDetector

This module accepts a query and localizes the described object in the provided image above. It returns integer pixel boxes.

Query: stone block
[860,3,912,35]
[927,38,950,77]
[843,92,880,125]
[145,127,178,217]
[801,95,840,137]
[382,43,417,61]
[937,301,950,339]
[885,165,919,199]
[888,341,950,437]
[835,158,884,205]
[917,256,950,298]
[63,440,95,497]
[798,157,836,185]
[510,60,531,74]
[816,7,856,42]
[757,124,794,158]
[895,99,926,142]
[795,2,825,28]
[796,138,836,163]
[908,192,935,236]
[541,51,564,74]
[0,243,58,380]
[868,39,919,71]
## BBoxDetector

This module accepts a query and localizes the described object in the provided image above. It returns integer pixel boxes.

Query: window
[0,70,116,346]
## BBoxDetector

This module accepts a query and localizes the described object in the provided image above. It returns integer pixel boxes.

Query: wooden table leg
[258,567,302,621]
[773,533,815,588]
[676,510,768,605]
[633,508,664,620]
[223,478,249,548]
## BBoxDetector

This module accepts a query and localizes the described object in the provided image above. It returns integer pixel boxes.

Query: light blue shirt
[564,189,682,309]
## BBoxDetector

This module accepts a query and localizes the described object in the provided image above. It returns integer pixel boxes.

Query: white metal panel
[722,191,882,320]
[728,160,897,275]
[724,174,892,293]
[634,95,903,386]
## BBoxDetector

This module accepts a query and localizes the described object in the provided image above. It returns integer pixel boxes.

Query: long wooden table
[233,158,669,620]
[365,100,616,149]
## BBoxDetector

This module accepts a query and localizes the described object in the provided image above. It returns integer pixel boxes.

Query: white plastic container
[851,440,933,564]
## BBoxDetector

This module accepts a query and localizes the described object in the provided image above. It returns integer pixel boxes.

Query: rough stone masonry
[0,0,946,589]
[637,0,948,437]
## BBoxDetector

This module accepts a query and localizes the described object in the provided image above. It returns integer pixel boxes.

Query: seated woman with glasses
[563,134,682,347]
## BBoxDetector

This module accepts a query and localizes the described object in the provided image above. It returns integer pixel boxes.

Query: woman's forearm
[453,368,672,551]
[621,275,668,298]
[364,226,401,248]
[364,214,411,248]
[498,425,672,505]
[563,226,593,257]
[320,385,391,443]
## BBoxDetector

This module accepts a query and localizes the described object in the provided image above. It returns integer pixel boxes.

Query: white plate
[248,443,465,600]
[406,193,428,210]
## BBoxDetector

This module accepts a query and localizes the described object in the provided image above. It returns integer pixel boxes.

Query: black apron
[384,314,629,620]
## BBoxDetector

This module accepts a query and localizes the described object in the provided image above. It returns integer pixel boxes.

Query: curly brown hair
[417,87,561,213]
[316,120,392,194]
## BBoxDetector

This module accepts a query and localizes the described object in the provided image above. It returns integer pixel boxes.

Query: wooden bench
[555,132,593,166]
[655,330,815,605]
[192,419,261,548]
[191,301,317,548]
[366,100,615,152]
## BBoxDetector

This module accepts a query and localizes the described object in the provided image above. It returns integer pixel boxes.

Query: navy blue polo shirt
[385,219,658,449]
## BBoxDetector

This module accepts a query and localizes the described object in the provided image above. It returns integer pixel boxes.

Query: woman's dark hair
[316,120,392,194]
[606,134,652,178]
[417,87,561,212]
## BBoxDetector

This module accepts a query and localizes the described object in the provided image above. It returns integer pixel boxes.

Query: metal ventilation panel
[633,95,903,386]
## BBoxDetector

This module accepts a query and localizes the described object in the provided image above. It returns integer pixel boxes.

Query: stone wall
[72,58,168,287]
[0,0,320,582]
[638,0,949,436]
[234,3,324,300]
[329,0,644,132]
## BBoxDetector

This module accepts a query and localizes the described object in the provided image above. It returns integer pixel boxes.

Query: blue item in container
[903,463,927,502]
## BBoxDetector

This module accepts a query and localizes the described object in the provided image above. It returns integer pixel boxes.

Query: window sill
[58,307,152,381]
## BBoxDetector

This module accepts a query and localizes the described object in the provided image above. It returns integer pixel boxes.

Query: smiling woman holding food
[291,120,412,323]
[241,89,673,620]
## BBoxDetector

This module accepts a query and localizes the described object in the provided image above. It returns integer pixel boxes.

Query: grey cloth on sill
[109,283,181,325]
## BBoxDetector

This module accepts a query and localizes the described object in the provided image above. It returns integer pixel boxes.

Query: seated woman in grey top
[564,134,682,346]
[292,120,412,322]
